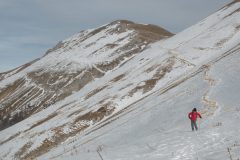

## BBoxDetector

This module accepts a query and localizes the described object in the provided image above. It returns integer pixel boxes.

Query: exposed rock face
[0,20,173,130]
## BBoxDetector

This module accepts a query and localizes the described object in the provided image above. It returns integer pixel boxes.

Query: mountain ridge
[0,20,173,131]
[1,1,240,159]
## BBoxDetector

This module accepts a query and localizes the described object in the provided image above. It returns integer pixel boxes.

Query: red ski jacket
[188,111,202,121]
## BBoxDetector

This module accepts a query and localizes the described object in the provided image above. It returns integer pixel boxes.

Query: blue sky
[0,0,231,72]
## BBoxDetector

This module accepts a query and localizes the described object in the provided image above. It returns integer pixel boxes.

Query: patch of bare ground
[128,58,175,96]
[44,41,65,55]
[14,142,33,160]
[216,38,229,46]
[97,98,111,106]
[56,67,105,101]
[0,65,105,130]
[20,103,115,159]
[21,124,81,160]
[85,85,108,100]
[236,25,240,31]
[110,74,126,83]
[96,47,142,71]
[94,20,173,71]
[74,102,115,123]
[50,26,106,53]
[145,64,161,73]
[215,26,240,47]
[26,130,46,140]
[105,43,119,49]
[84,26,108,39]
[22,137,57,160]
[67,108,84,118]
[224,7,240,19]
[221,0,240,11]
[194,47,206,51]
[85,42,96,48]
[119,83,134,91]
[26,113,58,132]
[109,20,173,37]
[7,86,39,109]
[0,71,62,130]
[231,0,240,5]
[57,101,76,111]
[0,85,48,130]
[0,59,39,81]
[89,43,119,56]
[0,132,21,145]
[0,79,38,130]
[27,70,80,90]
[0,78,25,100]
[47,26,109,54]
[0,74,5,81]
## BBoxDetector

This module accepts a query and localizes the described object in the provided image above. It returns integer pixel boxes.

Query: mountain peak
[41,20,173,73]
[0,20,173,131]
[109,19,173,36]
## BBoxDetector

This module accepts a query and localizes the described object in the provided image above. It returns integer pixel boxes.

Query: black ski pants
[191,120,198,131]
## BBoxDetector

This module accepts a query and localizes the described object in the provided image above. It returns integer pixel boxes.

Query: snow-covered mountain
[0,20,172,131]
[1,1,240,159]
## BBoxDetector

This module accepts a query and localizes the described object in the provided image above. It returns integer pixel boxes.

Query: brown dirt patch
[128,79,158,96]
[128,58,175,96]
[145,64,161,73]
[235,25,240,30]
[15,142,33,160]
[94,20,173,71]
[0,59,39,81]
[0,64,106,130]
[224,8,240,19]
[216,38,229,46]
[105,43,119,48]
[44,41,65,55]
[74,102,115,123]
[224,0,240,8]
[219,0,240,12]
[0,132,21,145]
[110,74,126,83]
[109,20,173,37]
[26,113,58,131]
[0,78,25,100]
[67,108,84,118]
[85,85,108,100]
[119,83,133,91]
[19,102,115,159]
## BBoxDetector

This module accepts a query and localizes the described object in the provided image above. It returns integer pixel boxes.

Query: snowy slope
[0,20,172,131]
[1,1,240,160]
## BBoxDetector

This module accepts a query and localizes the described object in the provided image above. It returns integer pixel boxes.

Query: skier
[188,108,202,131]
